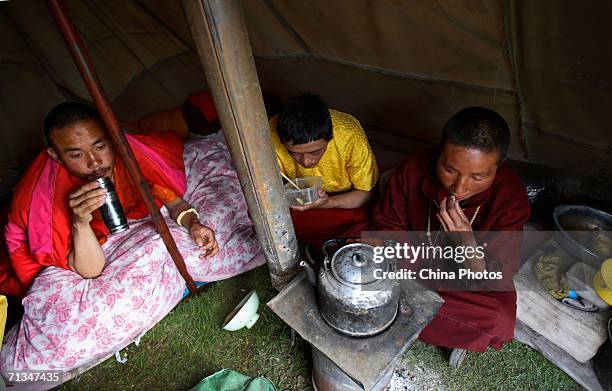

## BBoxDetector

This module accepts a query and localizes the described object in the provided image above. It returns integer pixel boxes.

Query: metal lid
[330,243,389,286]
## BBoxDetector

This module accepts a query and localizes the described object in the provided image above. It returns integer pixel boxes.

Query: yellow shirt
[0,295,6,347]
[271,109,378,193]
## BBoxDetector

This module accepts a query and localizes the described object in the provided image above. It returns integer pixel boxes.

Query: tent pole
[46,0,200,296]
[183,0,300,289]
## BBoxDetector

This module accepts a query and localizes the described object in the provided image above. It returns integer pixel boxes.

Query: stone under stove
[268,273,442,390]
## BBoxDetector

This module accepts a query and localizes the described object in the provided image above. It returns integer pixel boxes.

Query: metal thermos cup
[96,177,129,234]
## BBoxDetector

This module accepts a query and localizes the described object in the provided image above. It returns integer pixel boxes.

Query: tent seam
[253,52,516,95]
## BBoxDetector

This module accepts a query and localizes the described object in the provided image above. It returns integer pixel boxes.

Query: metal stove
[268,273,442,391]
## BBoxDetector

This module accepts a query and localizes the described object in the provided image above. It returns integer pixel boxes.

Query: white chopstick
[280,171,300,189]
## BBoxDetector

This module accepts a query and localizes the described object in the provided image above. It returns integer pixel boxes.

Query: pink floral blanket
[0,137,265,377]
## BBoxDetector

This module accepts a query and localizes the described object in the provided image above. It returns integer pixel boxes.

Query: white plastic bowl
[222,290,260,331]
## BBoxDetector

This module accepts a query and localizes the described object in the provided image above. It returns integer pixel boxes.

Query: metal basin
[553,205,612,268]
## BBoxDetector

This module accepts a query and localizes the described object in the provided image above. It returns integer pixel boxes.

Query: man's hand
[190,222,219,258]
[290,188,333,211]
[67,181,108,279]
[164,198,220,258]
[436,196,473,232]
[69,181,107,225]
[437,196,485,272]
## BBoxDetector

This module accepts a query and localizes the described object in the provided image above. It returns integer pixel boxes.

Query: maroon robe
[371,148,530,352]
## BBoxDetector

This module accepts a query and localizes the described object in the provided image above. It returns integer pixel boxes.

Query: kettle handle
[322,239,345,272]
[321,238,361,271]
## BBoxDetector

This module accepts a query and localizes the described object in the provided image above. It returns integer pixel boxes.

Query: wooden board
[514,239,610,362]
[515,320,604,391]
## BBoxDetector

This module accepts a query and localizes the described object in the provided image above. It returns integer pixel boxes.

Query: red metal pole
[46,0,198,295]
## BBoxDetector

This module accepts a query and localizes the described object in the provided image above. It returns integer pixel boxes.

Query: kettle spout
[300,261,317,286]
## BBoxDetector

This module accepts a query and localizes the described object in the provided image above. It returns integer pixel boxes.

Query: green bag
[191,368,277,391]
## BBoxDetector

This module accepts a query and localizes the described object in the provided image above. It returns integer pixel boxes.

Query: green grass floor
[58,266,580,391]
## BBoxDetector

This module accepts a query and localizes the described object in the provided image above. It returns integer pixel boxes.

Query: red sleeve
[0,246,32,297]
[3,179,45,297]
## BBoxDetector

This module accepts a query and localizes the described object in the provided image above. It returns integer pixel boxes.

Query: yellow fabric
[602,258,612,284]
[270,109,378,193]
[594,259,612,305]
[0,295,6,347]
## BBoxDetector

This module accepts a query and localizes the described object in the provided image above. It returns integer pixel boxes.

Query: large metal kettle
[301,239,400,337]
